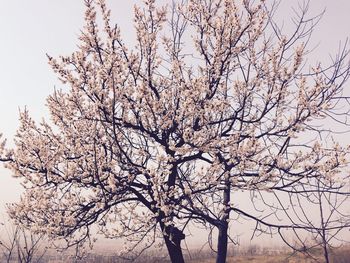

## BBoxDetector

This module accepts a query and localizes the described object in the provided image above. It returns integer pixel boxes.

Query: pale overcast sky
[0,0,138,205]
[0,0,349,246]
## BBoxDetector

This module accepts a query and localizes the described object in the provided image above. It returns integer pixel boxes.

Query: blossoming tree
[1,0,350,262]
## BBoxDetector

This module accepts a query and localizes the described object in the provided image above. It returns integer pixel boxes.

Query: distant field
[3,245,349,262]
[190,255,320,263]
[188,246,350,263]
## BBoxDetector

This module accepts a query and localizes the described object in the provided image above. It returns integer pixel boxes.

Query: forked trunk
[160,222,185,263]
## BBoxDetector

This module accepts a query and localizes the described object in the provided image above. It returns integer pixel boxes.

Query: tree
[1,0,350,262]
[0,218,47,263]
[285,177,350,263]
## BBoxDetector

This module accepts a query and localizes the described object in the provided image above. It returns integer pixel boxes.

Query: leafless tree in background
[294,177,350,263]
[0,219,47,263]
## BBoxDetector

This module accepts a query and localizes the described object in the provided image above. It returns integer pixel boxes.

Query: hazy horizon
[0,0,349,250]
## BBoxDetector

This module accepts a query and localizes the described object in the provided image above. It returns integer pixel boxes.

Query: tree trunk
[160,222,185,263]
[322,241,330,263]
[317,181,330,263]
[160,164,185,263]
[216,178,231,263]
[216,223,228,263]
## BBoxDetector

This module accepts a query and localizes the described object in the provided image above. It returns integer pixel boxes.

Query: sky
[0,0,139,205]
[0,0,349,248]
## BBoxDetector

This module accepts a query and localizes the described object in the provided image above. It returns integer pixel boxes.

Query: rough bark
[160,222,185,263]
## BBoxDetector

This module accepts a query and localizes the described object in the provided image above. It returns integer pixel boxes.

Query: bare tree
[0,219,47,263]
[293,177,350,263]
[0,0,350,262]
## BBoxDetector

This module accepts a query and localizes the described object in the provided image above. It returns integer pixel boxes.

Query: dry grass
[188,246,350,263]
[189,255,318,263]
[18,245,349,262]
